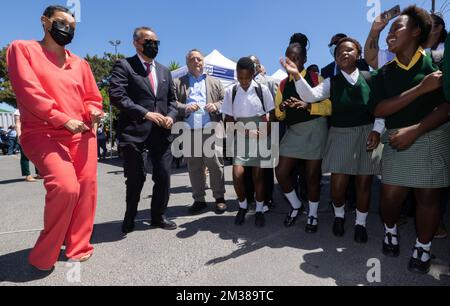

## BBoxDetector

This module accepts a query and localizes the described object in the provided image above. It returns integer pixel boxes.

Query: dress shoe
[235,208,248,225]
[122,217,135,234]
[354,225,368,244]
[408,247,431,274]
[332,217,345,237]
[189,201,207,215]
[151,218,178,230]
[305,216,319,234]
[284,208,300,228]
[215,199,228,214]
[255,212,265,227]
[382,232,400,257]
[25,175,36,182]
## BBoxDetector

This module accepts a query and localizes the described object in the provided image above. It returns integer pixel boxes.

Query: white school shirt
[378,42,445,67]
[294,69,385,134]
[221,80,275,119]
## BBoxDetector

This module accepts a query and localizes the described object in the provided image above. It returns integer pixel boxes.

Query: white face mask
[329,45,337,58]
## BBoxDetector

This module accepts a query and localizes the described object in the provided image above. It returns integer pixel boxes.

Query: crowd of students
[222,5,449,274]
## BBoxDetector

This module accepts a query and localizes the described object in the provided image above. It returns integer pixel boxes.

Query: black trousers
[122,137,173,222]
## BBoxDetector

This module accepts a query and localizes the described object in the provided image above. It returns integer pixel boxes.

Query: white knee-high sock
[333,204,345,219]
[356,210,368,227]
[239,199,248,210]
[285,191,302,218]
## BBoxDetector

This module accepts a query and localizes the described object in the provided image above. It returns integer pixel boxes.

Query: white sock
[239,199,248,210]
[256,201,264,213]
[333,204,345,219]
[308,201,319,226]
[356,210,368,227]
[384,224,398,245]
[285,191,302,218]
[413,239,431,262]
[308,201,319,218]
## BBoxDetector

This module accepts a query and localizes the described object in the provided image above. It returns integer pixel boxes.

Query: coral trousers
[21,130,98,270]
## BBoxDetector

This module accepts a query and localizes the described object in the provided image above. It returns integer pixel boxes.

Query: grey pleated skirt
[279,117,328,161]
[231,116,273,168]
[381,122,450,188]
[322,124,383,175]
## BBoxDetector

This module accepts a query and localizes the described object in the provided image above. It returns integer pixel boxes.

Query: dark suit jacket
[320,59,370,79]
[109,55,178,145]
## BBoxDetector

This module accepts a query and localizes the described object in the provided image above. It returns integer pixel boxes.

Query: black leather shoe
[382,232,400,257]
[354,225,368,243]
[189,201,207,215]
[305,216,319,234]
[284,208,300,228]
[151,218,178,230]
[235,208,248,225]
[255,212,265,227]
[215,199,228,215]
[332,217,345,237]
[408,247,431,274]
[122,217,135,234]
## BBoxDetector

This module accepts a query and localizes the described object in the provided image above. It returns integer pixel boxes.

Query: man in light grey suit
[174,49,227,215]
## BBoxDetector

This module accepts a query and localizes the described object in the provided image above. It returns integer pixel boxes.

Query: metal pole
[431,0,436,13]
[108,40,121,159]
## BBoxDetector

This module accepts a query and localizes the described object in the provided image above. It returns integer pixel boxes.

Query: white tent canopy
[171,49,237,88]
[271,69,288,81]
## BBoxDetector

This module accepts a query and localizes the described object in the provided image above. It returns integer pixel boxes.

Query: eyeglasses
[144,39,160,46]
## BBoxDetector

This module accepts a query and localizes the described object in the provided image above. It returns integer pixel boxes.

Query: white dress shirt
[221,80,275,120]
[137,54,158,96]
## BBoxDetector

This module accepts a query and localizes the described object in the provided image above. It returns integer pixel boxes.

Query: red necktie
[144,62,156,93]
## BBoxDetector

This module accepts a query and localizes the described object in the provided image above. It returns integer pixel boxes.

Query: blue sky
[0,0,449,76]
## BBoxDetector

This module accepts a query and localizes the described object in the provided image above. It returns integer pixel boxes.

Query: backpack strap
[254,83,266,113]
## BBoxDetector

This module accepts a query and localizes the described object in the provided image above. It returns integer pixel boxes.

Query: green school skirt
[381,122,450,188]
[280,117,328,161]
[231,116,273,168]
[322,124,383,175]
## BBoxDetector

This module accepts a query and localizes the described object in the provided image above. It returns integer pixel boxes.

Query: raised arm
[364,13,390,70]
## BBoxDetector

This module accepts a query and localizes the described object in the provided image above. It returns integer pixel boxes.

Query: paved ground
[0,154,449,286]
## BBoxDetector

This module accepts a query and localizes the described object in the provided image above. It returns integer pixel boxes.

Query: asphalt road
[0,154,449,286]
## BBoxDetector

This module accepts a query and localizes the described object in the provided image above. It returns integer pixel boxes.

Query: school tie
[144,62,156,94]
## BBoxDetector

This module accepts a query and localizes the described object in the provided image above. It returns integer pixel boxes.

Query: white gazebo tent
[271,69,288,82]
[171,49,237,88]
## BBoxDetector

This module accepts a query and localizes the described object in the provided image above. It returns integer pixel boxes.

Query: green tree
[0,46,16,107]
[168,60,181,71]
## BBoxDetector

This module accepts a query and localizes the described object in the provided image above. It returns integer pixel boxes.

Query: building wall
[0,113,15,128]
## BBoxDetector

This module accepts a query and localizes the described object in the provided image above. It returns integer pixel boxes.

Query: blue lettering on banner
[205,65,235,80]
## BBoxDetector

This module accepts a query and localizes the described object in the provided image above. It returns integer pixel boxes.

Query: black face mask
[48,20,75,46]
[142,40,159,59]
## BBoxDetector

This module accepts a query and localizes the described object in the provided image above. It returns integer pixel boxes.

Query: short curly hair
[334,37,362,58]
[401,5,432,46]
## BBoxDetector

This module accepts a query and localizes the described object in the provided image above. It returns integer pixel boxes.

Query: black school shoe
[332,217,345,237]
[235,208,248,226]
[408,247,431,274]
[305,216,319,234]
[382,232,400,257]
[354,225,368,244]
[284,208,300,228]
[255,212,265,227]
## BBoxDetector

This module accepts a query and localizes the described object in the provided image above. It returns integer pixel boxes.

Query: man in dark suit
[321,33,370,79]
[109,27,178,233]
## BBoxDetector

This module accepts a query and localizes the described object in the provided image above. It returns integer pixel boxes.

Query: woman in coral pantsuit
[7,5,103,271]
